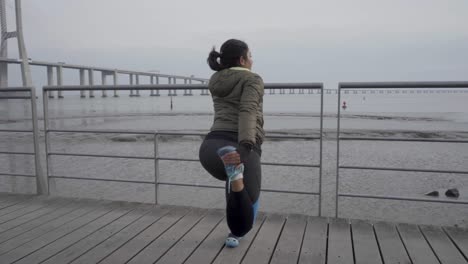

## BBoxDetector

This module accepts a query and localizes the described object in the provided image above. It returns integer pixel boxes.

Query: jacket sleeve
[238,74,264,144]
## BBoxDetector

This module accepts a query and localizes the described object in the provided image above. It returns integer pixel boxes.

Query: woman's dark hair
[207,39,249,71]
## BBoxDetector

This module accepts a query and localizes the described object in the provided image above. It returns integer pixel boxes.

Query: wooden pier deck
[0,193,466,264]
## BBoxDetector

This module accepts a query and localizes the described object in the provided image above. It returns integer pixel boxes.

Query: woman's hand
[220,151,241,165]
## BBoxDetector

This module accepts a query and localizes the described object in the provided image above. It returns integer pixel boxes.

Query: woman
[199,39,264,248]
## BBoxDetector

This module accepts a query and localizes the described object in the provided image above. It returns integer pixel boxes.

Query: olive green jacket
[208,67,265,145]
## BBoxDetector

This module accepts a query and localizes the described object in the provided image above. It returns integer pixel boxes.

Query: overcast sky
[6,0,468,86]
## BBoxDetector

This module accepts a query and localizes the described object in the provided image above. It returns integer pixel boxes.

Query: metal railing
[0,87,46,194]
[335,81,468,217]
[43,83,324,216]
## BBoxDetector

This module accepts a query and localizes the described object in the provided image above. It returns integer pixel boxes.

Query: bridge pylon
[0,0,31,87]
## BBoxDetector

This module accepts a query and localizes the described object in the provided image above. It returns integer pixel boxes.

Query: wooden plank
[443,226,468,262]
[0,194,33,210]
[211,213,266,264]
[0,199,84,243]
[270,214,307,264]
[0,195,29,210]
[40,204,153,264]
[351,219,382,264]
[374,221,411,264]
[64,206,170,264]
[0,200,98,255]
[184,215,228,264]
[242,213,286,264]
[14,202,140,264]
[0,195,39,217]
[420,225,467,264]
[156,209,224,264]
[298,216,328,264]
[0,198,69,233]
[126,208,207,264]
[397,223,439,264]
[95,207,191,264]
[0,200,114,263]
[0,196,59,224]
[327,217,353,264]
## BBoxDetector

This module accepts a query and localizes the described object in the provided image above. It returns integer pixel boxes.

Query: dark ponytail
[207,48,223,71]
[207,39,249,72]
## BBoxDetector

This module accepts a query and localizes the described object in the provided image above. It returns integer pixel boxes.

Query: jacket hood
[208,68,249,97]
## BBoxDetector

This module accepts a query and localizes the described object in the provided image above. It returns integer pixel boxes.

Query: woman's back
[208,67,265,145]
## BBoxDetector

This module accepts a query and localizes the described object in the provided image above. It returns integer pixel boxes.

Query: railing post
[135,75,140,97]
[188,78,193,95]
[129,74,134,97]
[317,85,323,216]
[88,69,94,98]
[101,71,107,97]
[31,87,47,194]
[57,65,63,98]
[113,71,118,97]
[150,76,155,96]
[155,76,160,96]
[335,84,342,218]
[79,69,86,98]
[47,66,54,98]
[42,88,52,194]
[168,77,172,96]
[154,133,160,204]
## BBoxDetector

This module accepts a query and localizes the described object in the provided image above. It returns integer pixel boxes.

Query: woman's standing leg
[224,148,261,237]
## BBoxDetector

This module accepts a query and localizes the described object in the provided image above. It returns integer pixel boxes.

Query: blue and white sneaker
[217,146,244,193]
[225,233,243,248]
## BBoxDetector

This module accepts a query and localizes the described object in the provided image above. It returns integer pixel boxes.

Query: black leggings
[199,131,261,237]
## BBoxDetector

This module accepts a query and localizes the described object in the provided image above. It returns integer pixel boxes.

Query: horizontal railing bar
[48,152,154,160]
[0,129,33,133]
[0,87,33,92]
[0,172,35,178]
[43,83,323,91]
[0,96,32,99]
[46,152,319,168]
[49,175,154,184]
[45,129,321,140]
[47,129,157,135]
[154,132,205,136]
[266,83,323,89]
[261,188,320,195]
[158,181,319,195]
[159,157,198,162]
[339,193,468,204]
[158,182,223,190]
[0,151,35,155]
[340,137,468,143]
[159,157,320,168]
[339,81,468,89]
[266,135,321,140]
[261,161,320,168]
[340,165,468,175]
[43,152,322,168]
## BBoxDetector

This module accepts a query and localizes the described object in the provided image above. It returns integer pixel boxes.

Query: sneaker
[217,146,244,193]
[225,233,242,248]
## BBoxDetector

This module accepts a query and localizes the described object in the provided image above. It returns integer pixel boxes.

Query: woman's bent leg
[199,138,262,237]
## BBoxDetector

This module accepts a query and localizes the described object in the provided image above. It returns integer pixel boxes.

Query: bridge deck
[0,193,466,264]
